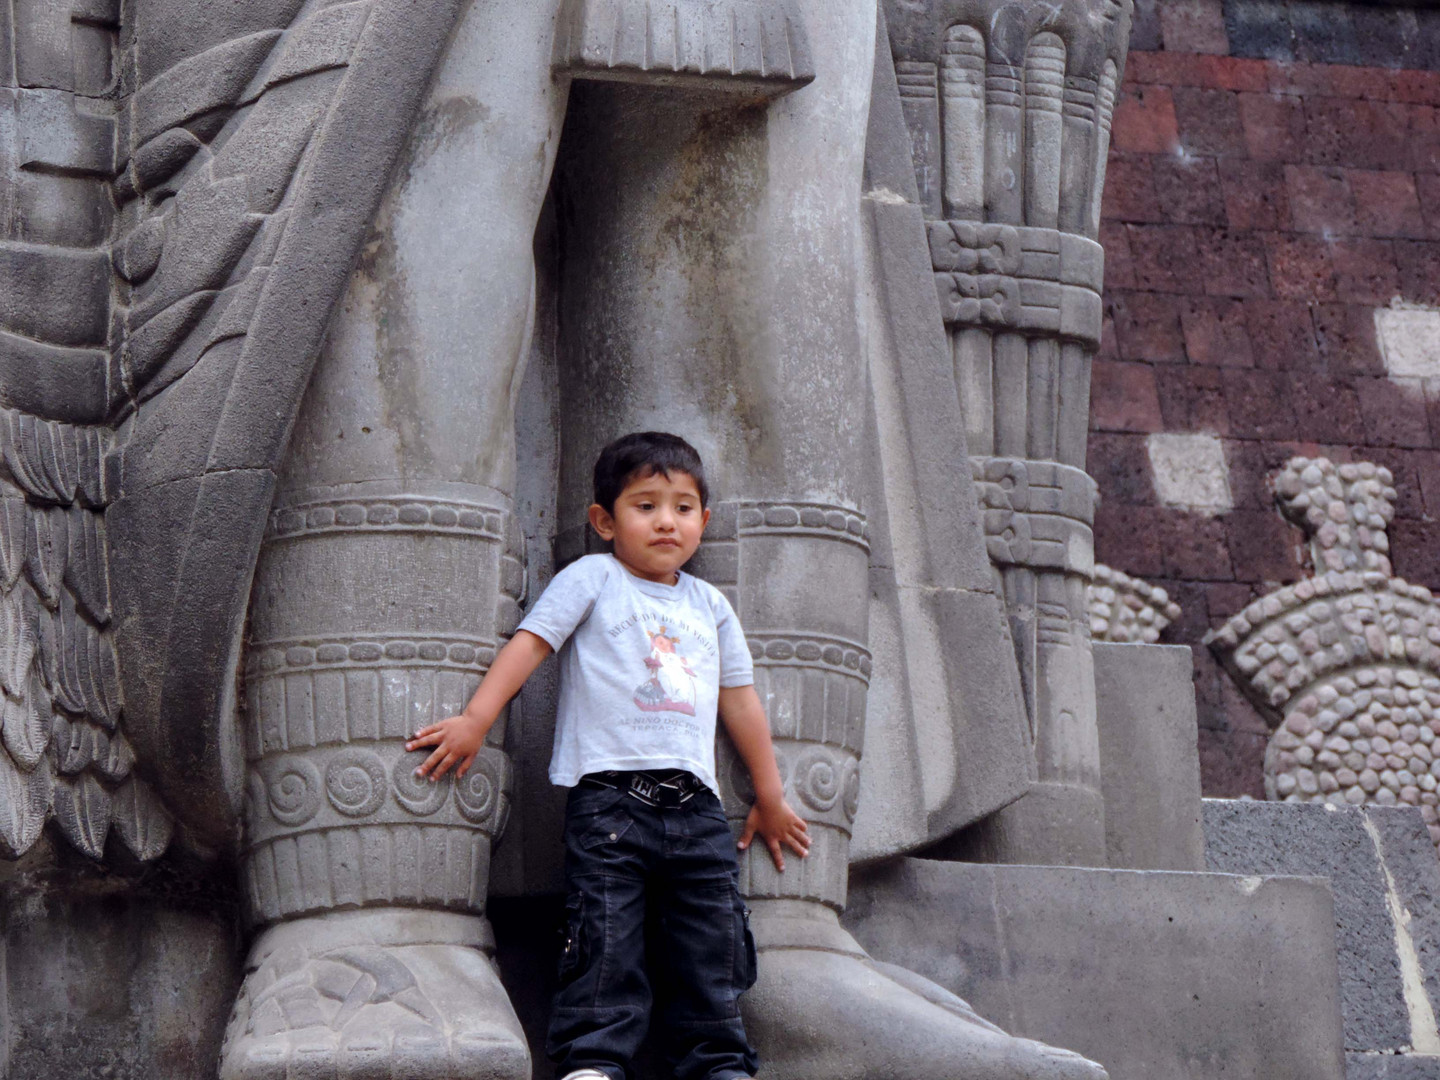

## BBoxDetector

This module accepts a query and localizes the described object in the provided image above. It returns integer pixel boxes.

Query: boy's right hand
[406,713,488,781]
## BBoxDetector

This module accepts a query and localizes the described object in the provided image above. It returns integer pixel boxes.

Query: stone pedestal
[1095,641,1205,871]
[844,857,1347,1080]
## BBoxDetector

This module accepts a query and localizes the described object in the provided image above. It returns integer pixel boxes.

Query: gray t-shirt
[517,554,755,794]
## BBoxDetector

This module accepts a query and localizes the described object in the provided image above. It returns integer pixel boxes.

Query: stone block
[1203,799,1440,1063]
[1094,642,1206,871]
[1090,360,1163,434]
[1112,85,1179,155]
[0,841,241,1080]
[1172,86,1246,157]
[1193,225,1272,299]
[1219,159,1289,231]
[844,857,1346,1080]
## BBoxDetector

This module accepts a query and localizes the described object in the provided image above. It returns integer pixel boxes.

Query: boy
[405,431,809,1080]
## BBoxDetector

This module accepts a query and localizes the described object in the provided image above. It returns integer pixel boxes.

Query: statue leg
[550,3,1101,1075]
[220,3,566,1077]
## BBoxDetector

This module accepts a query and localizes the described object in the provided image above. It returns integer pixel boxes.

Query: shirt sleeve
[516,556,607,651]
[713,589,755,688]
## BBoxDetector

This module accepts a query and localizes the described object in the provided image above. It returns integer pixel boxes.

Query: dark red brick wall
[1093,23,1440,796]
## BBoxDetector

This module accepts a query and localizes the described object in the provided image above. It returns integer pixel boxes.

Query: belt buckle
[629,774,660,806]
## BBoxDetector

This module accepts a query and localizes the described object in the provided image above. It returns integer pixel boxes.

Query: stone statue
[0,1,1129,1077]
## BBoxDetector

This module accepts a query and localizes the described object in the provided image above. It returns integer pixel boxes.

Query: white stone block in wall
[1146,432,1232,516]
[1375,301,1440,379]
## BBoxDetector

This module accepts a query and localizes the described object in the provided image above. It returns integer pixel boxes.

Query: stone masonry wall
[1091,0,1440,796]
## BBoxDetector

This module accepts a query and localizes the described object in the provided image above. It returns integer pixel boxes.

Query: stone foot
[220,908,530,1080]
[743,902,1107,1080]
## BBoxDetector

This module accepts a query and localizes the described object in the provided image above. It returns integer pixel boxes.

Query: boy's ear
[587,503,616,540]
[700,506,711,532]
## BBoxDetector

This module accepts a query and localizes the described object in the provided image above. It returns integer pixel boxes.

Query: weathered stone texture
[845,856,1347,1080]
[1204,799,1440,1073]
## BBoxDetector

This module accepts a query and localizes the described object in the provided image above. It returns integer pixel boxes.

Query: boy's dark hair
[593,432,709,514]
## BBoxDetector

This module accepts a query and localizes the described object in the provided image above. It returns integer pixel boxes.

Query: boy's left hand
[738,797,810,871]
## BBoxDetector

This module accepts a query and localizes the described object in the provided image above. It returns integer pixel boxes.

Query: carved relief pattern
[890,5,1130,845]
[1088,564,1181,644]
[241,497,519,926]
[112,1,378,404]
[1208,458,1440,850]
[736,501,869,551]
[243,745,512,922]
[703,500,871,912]
[266,498,508,543]
[0,409,172,861]
[971,456,1097,574]
[220,912,494,1060]
[746,634,872,683]
[553,0,816,93]
[929,223,1104,346]
[722,735,859,911]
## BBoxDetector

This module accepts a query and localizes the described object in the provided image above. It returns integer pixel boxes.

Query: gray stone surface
[1204,799,1440,1065]
[1094,641,1206,871]
[846,856,1347,1080]
[0,838,241,1080]
[883,0,1133,867]
[554,0,816,94]
[854,4,1032,859]
[1347,1055,1440,1079]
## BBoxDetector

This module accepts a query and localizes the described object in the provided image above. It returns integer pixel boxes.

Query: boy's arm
[718,684,811,871]
[406,629,553,780]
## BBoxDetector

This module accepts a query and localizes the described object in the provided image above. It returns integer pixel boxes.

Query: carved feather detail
[0,408,165,861]
[112,776,175,862]
[0,746,51,859]
[53,772,112,859]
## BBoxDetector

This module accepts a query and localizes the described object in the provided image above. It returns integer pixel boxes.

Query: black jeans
[546,779,760,1080]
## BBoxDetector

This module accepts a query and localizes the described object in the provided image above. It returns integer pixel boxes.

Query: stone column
[220,4,566,1077]
[890,0,1131,865]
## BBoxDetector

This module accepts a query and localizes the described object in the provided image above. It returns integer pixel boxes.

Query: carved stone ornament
[1089,564,1181,644]
[887,0,1131,867]
[1207,458,1440,849]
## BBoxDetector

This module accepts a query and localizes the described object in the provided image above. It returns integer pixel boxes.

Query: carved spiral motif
[325,749,387,818]
[393,754,448,816]
[842,757,861,822]
[455,757,499,825]
[266,757,324,827]
[793,746,840,813]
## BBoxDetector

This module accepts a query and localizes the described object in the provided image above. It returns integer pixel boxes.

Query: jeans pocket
[735,893,758,992]
[577,807,635,850]
[557,892,588,986]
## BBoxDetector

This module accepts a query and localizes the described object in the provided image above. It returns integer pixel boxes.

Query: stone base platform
[1205,799,1440,1079]
[842,856,1346,1080]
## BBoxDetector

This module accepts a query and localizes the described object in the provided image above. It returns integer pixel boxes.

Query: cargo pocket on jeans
[734,893,758,992]
[557,893,588,986]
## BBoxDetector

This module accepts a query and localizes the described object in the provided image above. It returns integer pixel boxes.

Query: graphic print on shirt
[633,626,699,716]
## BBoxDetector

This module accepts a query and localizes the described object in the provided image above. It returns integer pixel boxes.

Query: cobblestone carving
[1089,564,1181,644]
[1207,458,1440,848]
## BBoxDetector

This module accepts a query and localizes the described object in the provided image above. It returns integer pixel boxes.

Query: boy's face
[588,469,709,584]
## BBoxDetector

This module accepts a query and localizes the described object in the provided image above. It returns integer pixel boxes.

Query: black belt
[581,770,706,808]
